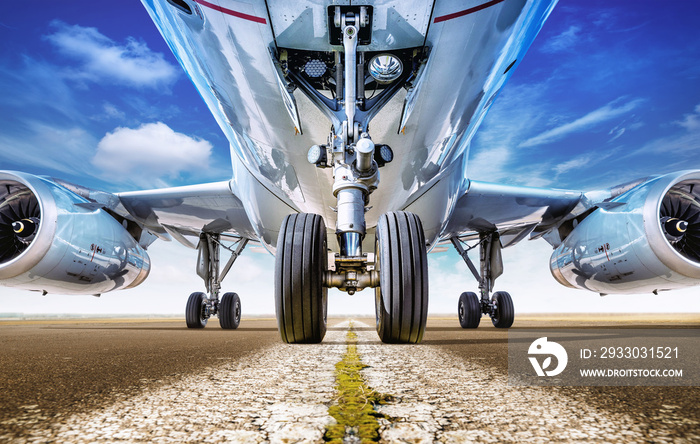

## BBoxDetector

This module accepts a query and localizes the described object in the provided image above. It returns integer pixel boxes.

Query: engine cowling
[550,170,700,294]
[0,172,150,295]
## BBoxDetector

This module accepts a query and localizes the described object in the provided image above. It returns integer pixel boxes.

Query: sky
[0,1,698,317]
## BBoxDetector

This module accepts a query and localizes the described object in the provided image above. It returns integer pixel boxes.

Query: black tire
[186,291,208,328]
[274,213,328,343]
[458,291,481,328]
[375,211,429,344]
[219,292,241,329]
[491,291,514,328]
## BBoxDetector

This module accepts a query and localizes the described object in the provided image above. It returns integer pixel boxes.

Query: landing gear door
[271,53,303,135]
[491,238,503,282]
[196,238,209,282]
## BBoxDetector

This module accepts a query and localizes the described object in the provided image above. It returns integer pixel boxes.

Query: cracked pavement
[0,316,697,443]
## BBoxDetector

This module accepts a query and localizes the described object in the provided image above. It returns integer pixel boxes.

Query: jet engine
[550,170,700,294]
[0,171,150,295]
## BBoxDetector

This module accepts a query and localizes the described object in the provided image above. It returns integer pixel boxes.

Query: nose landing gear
[374,211,429,343]
[274,213,328,344]
[272,8,428,344]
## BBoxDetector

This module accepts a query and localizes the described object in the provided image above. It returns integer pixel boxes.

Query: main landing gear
[185,233,247,329]
[451,233,514,329]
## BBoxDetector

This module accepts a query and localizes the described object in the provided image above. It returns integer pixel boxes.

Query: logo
[528,337,568,377]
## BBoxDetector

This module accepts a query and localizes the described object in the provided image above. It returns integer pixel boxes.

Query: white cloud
[45,22,177,88]
[93,122,213,187]
[0,121,97,176]
[467,84,556,187]
[467,145,512,182]
[629,105,700,159]
[608,126,626,143]
[520,97,644,148]
[553,149,617,178]
[676,104,700,132]
[102,103,126,121]
[553,153,595,176]
[541,25,582,53]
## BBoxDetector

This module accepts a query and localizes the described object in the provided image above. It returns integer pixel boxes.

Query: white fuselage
[141,0,558,251]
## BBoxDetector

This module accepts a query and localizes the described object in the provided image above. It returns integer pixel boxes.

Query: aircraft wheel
[458,291,481,328]
[185,291,208,328]
[219,292,241,329]
[375,211,429,344]
[491,291,514,328]
[274,213,328,343]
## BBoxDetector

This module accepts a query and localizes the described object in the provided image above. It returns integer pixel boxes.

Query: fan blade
[678,198,699,221]
[29,200,40,217]
[0,211,13,224]
[5,202,20,222]
[686,233,700,242]
[677,202,691,220]
[680,243,700,261]
[0,249,16,262]
[666,197,675,217]
[661,199,672,217]
[19,197,28,219]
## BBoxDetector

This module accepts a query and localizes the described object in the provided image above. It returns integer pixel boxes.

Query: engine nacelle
[0,172,150,295]
[550,170,700,294]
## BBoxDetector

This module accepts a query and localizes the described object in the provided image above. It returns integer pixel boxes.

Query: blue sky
[0,1,698,315]
[470,0,700,189]
[0,2,231,189]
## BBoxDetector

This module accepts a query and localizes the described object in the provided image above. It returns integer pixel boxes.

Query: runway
[0,315,698,442]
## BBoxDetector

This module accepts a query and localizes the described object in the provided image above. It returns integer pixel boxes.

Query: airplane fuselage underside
[142,0,557,252]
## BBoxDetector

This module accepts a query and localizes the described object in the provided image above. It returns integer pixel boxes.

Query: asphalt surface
[0,315,697,442]
[0,318,281,434]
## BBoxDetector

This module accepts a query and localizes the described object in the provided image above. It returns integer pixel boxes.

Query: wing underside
[441,180,584,248]
[117,180,257,246]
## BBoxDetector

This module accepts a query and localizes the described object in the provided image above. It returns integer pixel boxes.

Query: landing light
[304,59,327,78]
[374,144,394,167]
[368,54,402,84]
[307,144,326,167]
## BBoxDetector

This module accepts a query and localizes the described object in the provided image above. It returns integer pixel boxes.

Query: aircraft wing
[441,180,594,248]
[116,180,257,247]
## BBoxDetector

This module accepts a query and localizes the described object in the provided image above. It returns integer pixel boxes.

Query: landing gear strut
[451,233,514,328]
[273,8,428,343]
[185,233,247,329]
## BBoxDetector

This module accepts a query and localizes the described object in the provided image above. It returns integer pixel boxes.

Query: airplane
[0,0,698,344]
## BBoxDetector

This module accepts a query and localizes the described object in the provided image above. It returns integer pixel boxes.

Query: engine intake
[550,170,700,294]
[0,185,41,262]
[0,172,150,295]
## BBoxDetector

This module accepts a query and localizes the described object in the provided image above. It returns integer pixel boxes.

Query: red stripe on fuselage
[193,0,267,24]
[434,0,506,23]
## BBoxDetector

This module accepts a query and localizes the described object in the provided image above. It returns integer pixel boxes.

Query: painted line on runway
[353,322,689,443]
[325,324,393,442]
[2,320,694,443]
